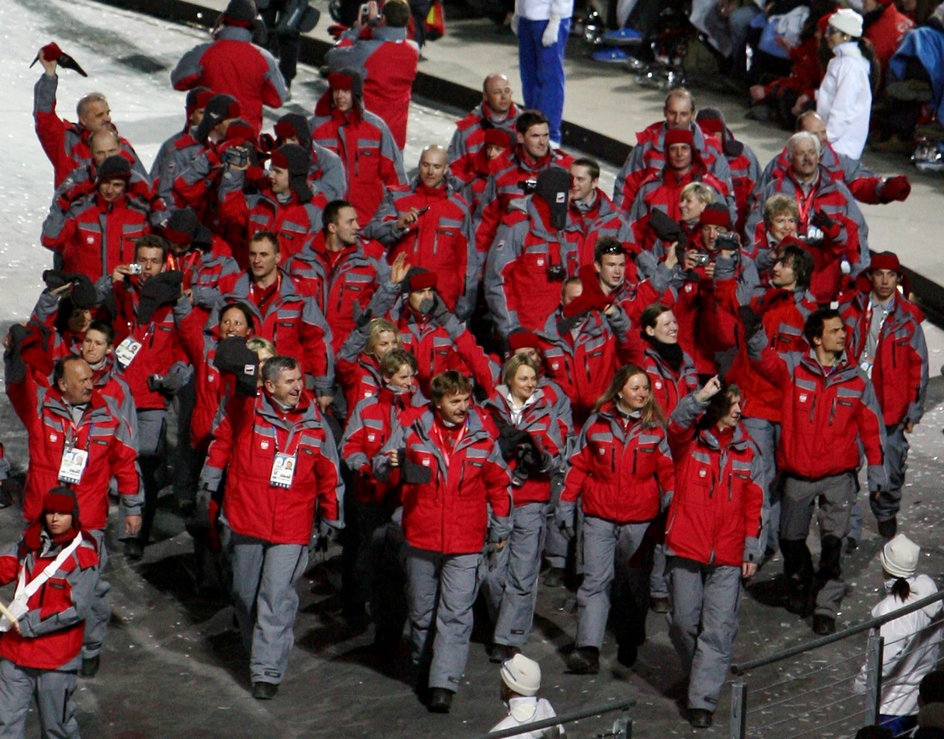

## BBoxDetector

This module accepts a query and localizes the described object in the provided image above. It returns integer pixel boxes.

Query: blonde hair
[501,354,540,387]
[680,182,716,206]
[763,194,800,225]
[366,318,401,355]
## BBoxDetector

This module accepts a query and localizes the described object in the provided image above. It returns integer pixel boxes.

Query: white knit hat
[829,8,864,38]
[500,654,541,696]
[881,534,920,579]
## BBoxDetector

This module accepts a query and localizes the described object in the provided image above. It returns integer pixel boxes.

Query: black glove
[738,305,764,339]
[401,459,432,485]
[515,436,540,471]
[70,274,97,309]
[497,426,530,461]
[147,374,165,392]
[214,337,260,396]
[648,209,684,245]
[137,271,183,324]
[428,294,452,325]
[42,270,74,291]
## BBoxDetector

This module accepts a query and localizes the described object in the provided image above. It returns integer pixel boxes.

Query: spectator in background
[513,0,573,146]
[817,8,877,160]
[854,535,942,737]
[915,670,944,738]
[488,654,565,737]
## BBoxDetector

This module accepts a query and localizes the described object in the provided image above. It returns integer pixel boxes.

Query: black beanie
[97,155,131,183]
[163,207,213,250]
[223,0,256,25]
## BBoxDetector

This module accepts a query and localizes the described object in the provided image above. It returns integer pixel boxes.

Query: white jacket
[854,574,943,717]
[489,696,565,738]
[517,0,573,21]
[816,41,872,160]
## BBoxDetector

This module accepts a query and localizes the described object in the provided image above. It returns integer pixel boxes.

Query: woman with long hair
[481,354,568,663]
[557,364,674,674]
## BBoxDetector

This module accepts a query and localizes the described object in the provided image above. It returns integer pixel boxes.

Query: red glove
[879,175,911,203]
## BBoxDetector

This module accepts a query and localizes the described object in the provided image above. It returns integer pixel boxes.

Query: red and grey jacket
[749,337,887,489]
[538,305,640,428]
[364,179,476,317]
[0,525,99,671]
[171,26,287,134]
[33,74,147,188]
[839,291,928,427]
[759,141,887,206]
[166,239,240,319]
[151,129,204,216]
[642,344,699,419]
[474,145,575,256]
[325,26,419,149]
[286,233,388,354]
[448,101,520,184]
[614,122,732,212]
[746,167,870,303]
[484,196,581,336]
[481,386,566,507]
[310,94,406,224]
[19,291,83,386]
[214,270,335,395]
[107,280,191,411]
[374,407,511,554]
[561,403,674,523]
[715,273,817,422]
[628,158,735,229]
[565,189,633,267]
[341,385,425,505]
[4,353,141,531]
[41,192,150,281]
[218,170,327,260]
[665,393,764,567]
[202,391,342,544]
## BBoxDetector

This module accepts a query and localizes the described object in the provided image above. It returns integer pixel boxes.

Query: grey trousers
[649,543,668,599]
[82,529,109,660]
[483,503,546,648]
[226,528,309,685]
[872,424,910,522]
[405,547,482,692]
[544,474,568,569]
[742,416,780,550]
[666,558,742,712]
[576,516,649,649]
[0,661,79,738]
[780,472,855,618]
[133,408,167,544]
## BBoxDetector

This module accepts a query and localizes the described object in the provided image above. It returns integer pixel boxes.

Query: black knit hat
[97,155,131,183]
[137,271,183,324]
[162,207,212,249]
[271,144,312,201]
[223,0,256,25]
[196,94,241,142]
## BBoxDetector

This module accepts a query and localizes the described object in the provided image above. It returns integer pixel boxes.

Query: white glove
[511,13,520,35]
[542,16,561,46]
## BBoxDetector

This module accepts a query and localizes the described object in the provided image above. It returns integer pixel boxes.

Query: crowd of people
[0,0,935,733]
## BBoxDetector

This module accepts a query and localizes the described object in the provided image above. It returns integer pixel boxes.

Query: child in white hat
[489,654,565,738]
[854,534,942,736]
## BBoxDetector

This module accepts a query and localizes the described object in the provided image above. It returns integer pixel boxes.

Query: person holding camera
[374,370,511,714]
[480,354,566,664]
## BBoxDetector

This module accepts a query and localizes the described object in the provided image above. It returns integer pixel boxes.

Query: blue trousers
[518,17,570,143]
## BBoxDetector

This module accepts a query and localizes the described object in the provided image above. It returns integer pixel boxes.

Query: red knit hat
[507,329,540,352]
[484,129,511,147]
[869,251,902,276]
[42,486,80,529]
[407,268,437,292]
[699,203,731,228]
[664,128,694,148]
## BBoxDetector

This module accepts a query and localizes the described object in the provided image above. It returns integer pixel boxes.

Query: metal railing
[727,590,944,738]
[477,699,634,738]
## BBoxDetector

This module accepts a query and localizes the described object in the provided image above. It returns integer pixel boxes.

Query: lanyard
[272,424,303,458]
[794,185,817,229]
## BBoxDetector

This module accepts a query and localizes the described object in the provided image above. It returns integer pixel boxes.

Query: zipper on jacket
[808,394,817,424]
[828,397,837,426]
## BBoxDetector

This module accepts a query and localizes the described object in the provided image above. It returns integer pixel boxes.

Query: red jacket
[366,180,476,317]
[341,385,424,505]
[539,306,640,427]
[561,403,674,523]
[215,271,335,395]
[628,161,734,229]
[310,94,406,224]
[110,282,189,411]
[0,526,99,671]
[642,344,699,420]
[285,233,388,353]
[448,102,520,184]
[474,145,575,256]
[203,392,342,544]
[750,344,887,487]
[565,189,633,267]
[484,197,581,335]
[375,408,511,554]
[5,359,141,531]
[614,122,732,212]
[33,74,146,188]
[171,27,286,134]
[481,386,566,507]
[41,193,150,280]
[665,394,764,567]
[217,171,327,260]
[325,26,419,149]
[759,141,887,205]
[671,262,738,377]
[839,291,928,427]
